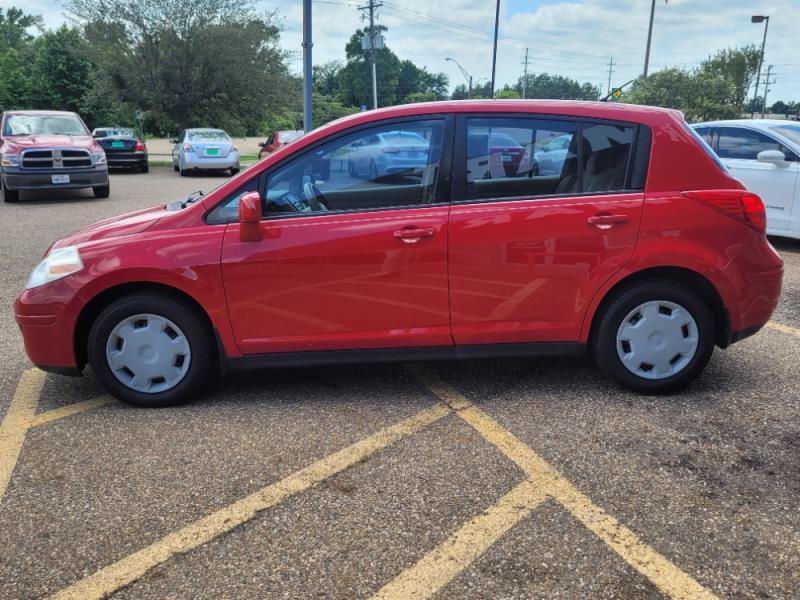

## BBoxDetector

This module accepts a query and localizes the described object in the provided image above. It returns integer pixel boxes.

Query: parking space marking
[0,368,46,499]
[371,480,547,600]
[48,402,452,600]
[767,320,800,338]
[410,366,719,600]
[28,396,114,428]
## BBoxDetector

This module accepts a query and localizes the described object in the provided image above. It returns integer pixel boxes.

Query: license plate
[111,141,125,149]
[206,148,219,156]
[501,153,512,162]
[51,174,70,184]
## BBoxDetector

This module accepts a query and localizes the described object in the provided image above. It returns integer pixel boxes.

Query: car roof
[4,110,80,117]
[693,119,794,129]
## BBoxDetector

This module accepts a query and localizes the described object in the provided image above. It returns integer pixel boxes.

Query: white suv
[693,120,800,240]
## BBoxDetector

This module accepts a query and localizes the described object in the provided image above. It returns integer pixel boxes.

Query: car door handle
[394,227,436,242]
[587,214,629,228]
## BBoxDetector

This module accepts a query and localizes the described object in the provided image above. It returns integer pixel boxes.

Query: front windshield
[770,124,800,147]
[4,114,88,137]
[188,130,230,142]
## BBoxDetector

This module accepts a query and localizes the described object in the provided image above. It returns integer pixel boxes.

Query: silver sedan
[171,128,240,176]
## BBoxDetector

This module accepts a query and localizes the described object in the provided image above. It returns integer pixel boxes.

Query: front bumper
[15,285,80,372]
[2,164,109,191]
[181,152,239,171]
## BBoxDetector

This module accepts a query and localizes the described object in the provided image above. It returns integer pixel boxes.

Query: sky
[7,0,800,103]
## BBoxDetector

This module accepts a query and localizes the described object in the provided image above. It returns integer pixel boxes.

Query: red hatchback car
[15,101,783,407]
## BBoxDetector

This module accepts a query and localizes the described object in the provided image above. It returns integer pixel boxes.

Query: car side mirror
[258,142,266,147]
[757,149,787,165]
[239,191,263,242]
[170,138,179,144]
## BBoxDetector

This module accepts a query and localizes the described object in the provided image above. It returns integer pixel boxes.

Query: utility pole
[490,0,500,97]
[606,57,614,94]
[751,15,770,118]
[521,47,530,98]
[302,0,312,131]
[761,65,775,119]
[358,0,383,110]
[643,0,656,78]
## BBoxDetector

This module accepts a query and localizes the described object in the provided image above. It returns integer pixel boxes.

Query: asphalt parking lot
[1,168,799,599]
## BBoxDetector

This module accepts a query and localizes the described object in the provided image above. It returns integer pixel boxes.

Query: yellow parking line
[0,369,46,499]
[48,403,451,600]
[411,366,719,600]
[28,396,114,428]
[370,480,547,600]
[766,320,800,338]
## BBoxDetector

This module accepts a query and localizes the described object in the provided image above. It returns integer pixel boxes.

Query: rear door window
[462,117,637,200]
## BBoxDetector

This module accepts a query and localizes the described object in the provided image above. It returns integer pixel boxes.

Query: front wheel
[1,178,20,202]
[93,183,110,198]
[592,280,715,394]
[87,294,212,407]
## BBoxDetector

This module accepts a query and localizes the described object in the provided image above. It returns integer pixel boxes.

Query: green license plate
[206,148,219,156]
[111,141,125,148]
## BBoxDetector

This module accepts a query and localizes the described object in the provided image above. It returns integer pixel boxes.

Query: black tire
[179,164,188,177]
[87,293,213,407]
[173,163,179,172]
[348,160,357,177]
[93,183,110,198]
[1,178,20,203]
[369,159,378,180]
[230,167,240,176]
[140,162,149,173]
[591,280,715,395]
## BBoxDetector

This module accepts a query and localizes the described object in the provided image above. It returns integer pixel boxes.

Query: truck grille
[20,149,93,169]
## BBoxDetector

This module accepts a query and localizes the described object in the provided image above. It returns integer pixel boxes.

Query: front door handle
[588,214,628,229]
[394,227,436,242]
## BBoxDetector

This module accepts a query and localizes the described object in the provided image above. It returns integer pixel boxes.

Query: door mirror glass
[757,149,786,164]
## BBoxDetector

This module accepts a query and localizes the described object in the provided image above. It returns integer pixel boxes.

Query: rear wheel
[230,167,239,176]
[179,163,188,177]
[369,159,378,180]
[93,183,110,198]
[592,280,715,394]
[140,162,149,173]
[87,293,212,407]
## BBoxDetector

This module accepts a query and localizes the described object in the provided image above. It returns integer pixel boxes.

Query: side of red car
[15,101,783,406]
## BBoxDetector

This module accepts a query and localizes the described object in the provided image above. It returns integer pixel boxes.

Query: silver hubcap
[616,300,699,380]
[105,314,191,393]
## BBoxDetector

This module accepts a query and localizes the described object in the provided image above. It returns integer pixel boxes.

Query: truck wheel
[93,183,110,198]
[2,179,20,203]
[592,280,715,395]
[87,293,213,407]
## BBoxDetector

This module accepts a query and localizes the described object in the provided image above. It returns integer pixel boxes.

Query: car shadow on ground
[768,236,800,254]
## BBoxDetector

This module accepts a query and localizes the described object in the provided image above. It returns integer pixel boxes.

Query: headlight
[1,153,20,167]
[26,246,84,289]
[91,151,107,165]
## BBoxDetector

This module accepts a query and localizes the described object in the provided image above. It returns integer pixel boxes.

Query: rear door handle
[394,227,436,242]
[587,214,629,228]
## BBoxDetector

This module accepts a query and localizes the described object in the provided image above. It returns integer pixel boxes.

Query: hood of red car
[3,135,98,151]
[51,205,167,250]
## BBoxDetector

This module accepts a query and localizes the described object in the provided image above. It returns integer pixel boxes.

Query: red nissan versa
[14,101,783,407]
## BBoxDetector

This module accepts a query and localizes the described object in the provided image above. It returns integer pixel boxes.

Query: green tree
[30,27,93,114]
[0,48,31,110]
[699,46,760,112]
[0,7,42,51]
[313,61,343,97]
[67,0,295,135]
[496,87,521,99]
[514,73,599,100]
[338,25,401,108]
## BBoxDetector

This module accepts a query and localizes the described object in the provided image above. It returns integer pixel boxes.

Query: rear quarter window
[685,124,729,174]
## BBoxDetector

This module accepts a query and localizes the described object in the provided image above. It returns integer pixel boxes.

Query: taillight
[682,190,766,233]
[135,141,145,152]
[183,143,194,152]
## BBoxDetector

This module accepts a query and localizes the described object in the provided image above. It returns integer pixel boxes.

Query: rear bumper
[107,151,147,167]
[2,165,108,190]
[181,152,239,171]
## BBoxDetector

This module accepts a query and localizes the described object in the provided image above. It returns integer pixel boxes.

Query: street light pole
[643,0,656,78]
[751,15,770,118]
[490,0,500,97]
[302,0,312,132]
[446,57,474,100]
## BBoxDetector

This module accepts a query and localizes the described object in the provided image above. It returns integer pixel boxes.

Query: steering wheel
[303,182,329,211]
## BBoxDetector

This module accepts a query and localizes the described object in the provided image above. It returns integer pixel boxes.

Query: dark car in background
[92,128,149,172]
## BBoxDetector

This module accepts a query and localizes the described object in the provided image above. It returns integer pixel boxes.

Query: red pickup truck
[0,110,110,202]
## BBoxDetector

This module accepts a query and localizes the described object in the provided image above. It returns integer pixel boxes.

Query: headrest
[586,143,629,174]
